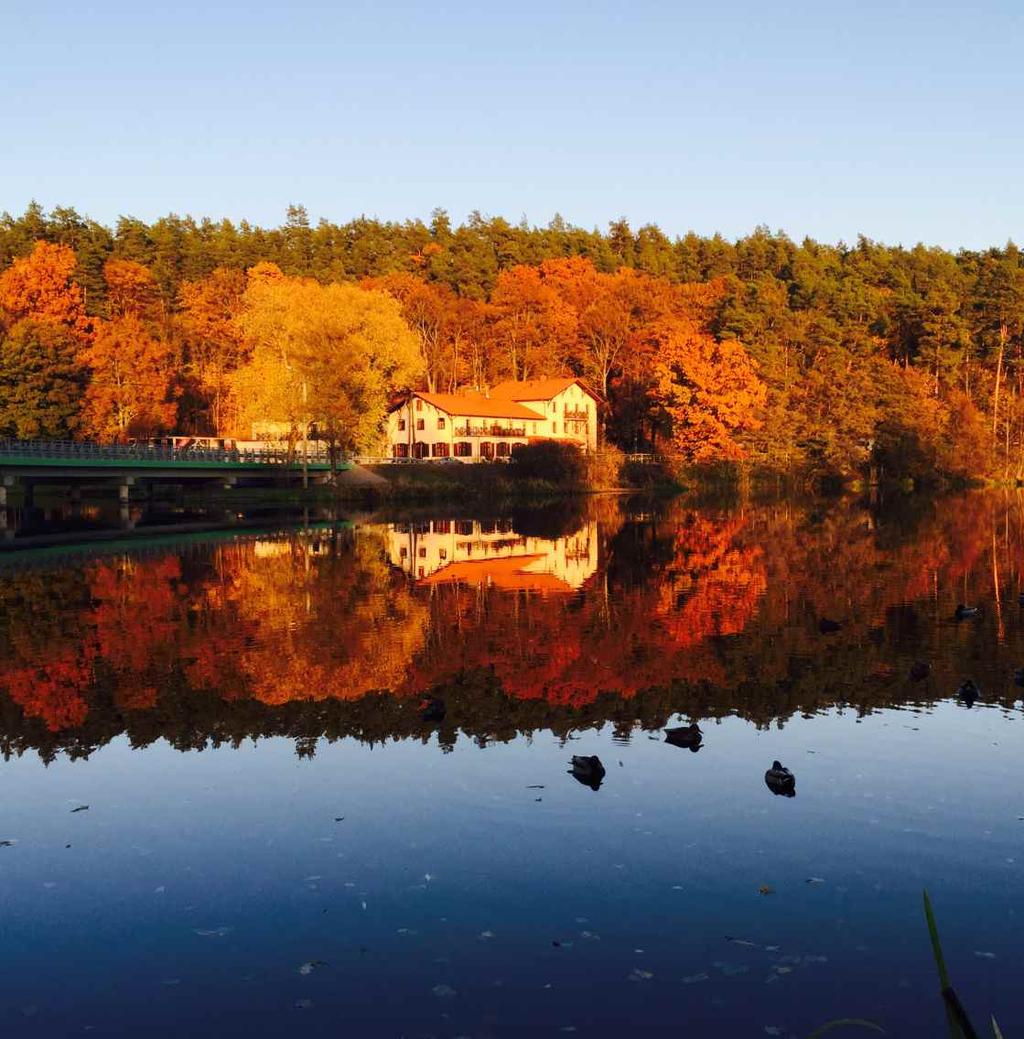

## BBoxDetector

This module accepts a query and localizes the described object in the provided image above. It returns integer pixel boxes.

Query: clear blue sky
[2,0,1023,248]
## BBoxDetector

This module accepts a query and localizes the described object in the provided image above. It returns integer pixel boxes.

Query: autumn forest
[3,202,1024,481]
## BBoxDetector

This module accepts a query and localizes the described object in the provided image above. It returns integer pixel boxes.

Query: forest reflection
[3,491,1024,762]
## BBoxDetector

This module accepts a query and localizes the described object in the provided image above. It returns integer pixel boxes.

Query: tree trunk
[992,324,1006,447]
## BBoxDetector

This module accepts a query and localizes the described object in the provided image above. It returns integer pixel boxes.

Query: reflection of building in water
[388,519,598,591]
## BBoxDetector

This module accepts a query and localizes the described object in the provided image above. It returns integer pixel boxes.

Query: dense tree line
[3,201,1024,480]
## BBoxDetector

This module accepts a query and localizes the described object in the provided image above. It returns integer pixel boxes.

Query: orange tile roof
[413,391,544,421]
[490,377,594,401]
[419,554,573,593]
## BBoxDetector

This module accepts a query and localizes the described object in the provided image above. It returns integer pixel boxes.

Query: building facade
[388,518,599,591]
[385,378,599,461]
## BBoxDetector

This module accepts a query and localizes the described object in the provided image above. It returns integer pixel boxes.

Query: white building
[385,378,599,461]
[388,518,599,591]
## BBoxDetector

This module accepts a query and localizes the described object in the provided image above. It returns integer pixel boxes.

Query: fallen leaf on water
[806,877,826,885]
[759,885,775,896]
[628,968,654,981]
[432,984,457,998]
[194,927,233,938]
[974,951,996,959]
[682,973,709,985]
[479,930,495,940]
[298,960,328,975]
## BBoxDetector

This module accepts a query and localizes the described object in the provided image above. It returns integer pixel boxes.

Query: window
[398,418,406,431]
[416,419,425,431]
[413,442,429,459]
[552,423,558,435]
[550,401,556,412]
[480,442,494,459]
[439,548,447,561]
[437,417,446,429]
[415,399,423,411]
[433,520,451,534]
[454,441,472,457]
[418,546,427,558]
[393,443,409,458]
[433,442,450,457]
[455,520,474,535]
[418,567,425,578]
[399,546,408,559]
[496,442,510,457]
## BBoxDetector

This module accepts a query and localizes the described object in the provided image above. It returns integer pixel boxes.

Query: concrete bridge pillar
[0,474,11,508]
[118,477,135,504]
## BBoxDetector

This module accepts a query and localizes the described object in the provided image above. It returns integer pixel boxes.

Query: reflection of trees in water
[2,492,1024,758]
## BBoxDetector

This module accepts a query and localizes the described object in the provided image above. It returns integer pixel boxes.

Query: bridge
[0,438,346,509]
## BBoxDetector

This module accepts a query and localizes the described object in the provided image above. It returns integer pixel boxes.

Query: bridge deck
[1,439,342,474]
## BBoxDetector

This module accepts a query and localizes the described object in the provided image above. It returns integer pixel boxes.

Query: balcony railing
[563,408,589,422]
[454,424,527,438]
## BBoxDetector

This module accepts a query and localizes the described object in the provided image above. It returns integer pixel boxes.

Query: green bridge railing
[0,438,335,468]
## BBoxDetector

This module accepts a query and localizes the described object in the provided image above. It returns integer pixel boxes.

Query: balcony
[563,408,589,422]
[454,424,527,437]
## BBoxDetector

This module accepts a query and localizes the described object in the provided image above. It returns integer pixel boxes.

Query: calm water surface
[1,494,1022,1037]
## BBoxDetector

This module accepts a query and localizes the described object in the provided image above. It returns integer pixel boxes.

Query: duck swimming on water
[765,760,796,797]
[665,723,703,750]
[954,604,981,621]
[569,755,606,790]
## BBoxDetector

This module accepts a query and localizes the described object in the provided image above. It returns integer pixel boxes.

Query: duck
[954,604,981,621]
[569,755,606,790]
[419,695,446,722]
[764,760,796,797]
[665,723,703,750]
[957,680,979,707]
[909,660,931,682]
[818,617,842,634]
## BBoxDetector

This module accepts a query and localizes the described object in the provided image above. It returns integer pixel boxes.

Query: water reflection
[3,493,1024,1036]
[1,492,1024,762]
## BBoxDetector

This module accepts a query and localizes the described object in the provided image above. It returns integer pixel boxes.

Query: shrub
[510,441,584,484]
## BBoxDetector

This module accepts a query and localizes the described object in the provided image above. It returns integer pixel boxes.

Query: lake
[1,492,1022,1037]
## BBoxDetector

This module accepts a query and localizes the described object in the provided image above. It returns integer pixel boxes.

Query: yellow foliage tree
[231,270,423,458]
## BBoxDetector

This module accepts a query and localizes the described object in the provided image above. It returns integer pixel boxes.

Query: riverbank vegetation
[3,203,1024,485]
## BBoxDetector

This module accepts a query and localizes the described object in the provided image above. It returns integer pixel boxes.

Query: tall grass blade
[991,1016,1004,1039]
[923,889,951,990]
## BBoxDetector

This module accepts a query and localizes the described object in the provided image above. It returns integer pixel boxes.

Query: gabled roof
[490,377,596,402]
[410,391,544,421]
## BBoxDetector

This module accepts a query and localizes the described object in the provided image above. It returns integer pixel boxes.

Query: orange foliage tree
[178,267,248,433]
[0,241,90,340]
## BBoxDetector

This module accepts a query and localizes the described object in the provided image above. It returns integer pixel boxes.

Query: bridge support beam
[118,477,135,504]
